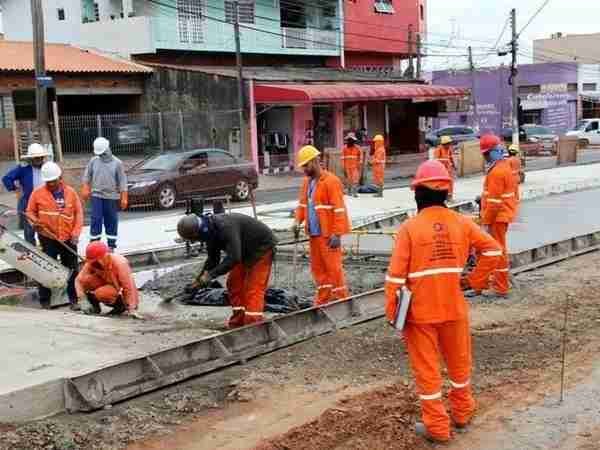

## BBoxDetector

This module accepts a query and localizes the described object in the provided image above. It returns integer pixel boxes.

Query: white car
[566,119,600,146]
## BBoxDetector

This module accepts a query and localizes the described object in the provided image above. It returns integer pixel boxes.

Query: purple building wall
[431,62,578,135]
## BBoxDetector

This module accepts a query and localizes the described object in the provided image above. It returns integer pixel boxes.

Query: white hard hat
[93,137,110,155]
[23,143,49,159]
[41,161,62,182]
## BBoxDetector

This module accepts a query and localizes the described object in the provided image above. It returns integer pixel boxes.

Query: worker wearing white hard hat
[81,137,128,250]
[27,161,83,309]
[2,143,50,245]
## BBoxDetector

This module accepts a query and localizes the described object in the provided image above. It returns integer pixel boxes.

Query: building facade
[534,32,600,64]
[432,62,579,135]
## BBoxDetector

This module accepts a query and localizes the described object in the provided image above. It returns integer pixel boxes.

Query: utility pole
[510,8,519,148]
[416,34,422,79]
[406,25,415,79]
[468,46,479,131]
[233,1,246,159]
[30,0,51,147]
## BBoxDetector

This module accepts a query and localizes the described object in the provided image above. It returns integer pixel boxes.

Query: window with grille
[58,8,66,21]
[374,0,395,14]
[177,0,204,43]
[225,0,255,24]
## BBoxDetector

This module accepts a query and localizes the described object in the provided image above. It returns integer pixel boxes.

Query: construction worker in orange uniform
[177,213,277,328]
[433,135,457,199]
[370,134,386,197]
[507,144,523,200]
[342,132,363,197]
[479,134,519,298]
[385,160,502,443]
[75,241,140,315]
[294,145,351,305]
[26,162,83,309]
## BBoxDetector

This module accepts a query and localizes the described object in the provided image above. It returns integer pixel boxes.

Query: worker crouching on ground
[479,134,519,298]
[81,137,128,251]
[26,162,83,309]
[433,135,457,200]
[370,134,386,197]
[75,241,139,315]
[3,143,50,245]
[342,133,362,197]
[293,145,350,305]
[385,160,502,443]
[177,212,277,328]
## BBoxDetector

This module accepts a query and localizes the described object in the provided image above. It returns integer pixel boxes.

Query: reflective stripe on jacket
[26,183,83,241]
[481,159,518,225]
[341,145,362,171]
[76,254,139,310]
[385,206,501,324]
[295,170,351,238]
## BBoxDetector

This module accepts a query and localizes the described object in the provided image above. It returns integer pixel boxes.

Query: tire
[578,139,590,148]
[233,179,250,202]
[156,183,177,210]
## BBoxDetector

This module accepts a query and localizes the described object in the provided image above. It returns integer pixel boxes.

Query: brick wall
[0,73,145,92]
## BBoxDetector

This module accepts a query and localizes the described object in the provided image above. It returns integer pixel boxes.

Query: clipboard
[394,287,412,331]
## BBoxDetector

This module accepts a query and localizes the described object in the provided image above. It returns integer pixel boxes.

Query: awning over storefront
[254,83,468,104]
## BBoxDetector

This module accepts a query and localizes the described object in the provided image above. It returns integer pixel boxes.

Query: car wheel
[578,139,590,148]
[156,183,176,210]
[233,179,250,202]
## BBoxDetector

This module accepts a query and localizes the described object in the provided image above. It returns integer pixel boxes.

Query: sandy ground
[2,251,600,450]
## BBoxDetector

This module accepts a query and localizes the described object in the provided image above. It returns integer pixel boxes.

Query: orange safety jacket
[481,159,518,225]
[26,182,83,242]
[295,170,351,238]
[341,145,363,171]
[371,145,387,168]
[76,253,140,310]
[385,206,501,324]
[433,145,456,173]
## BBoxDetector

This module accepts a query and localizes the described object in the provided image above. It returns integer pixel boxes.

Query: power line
[517,0,552,37]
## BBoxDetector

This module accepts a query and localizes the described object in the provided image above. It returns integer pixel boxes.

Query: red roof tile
[0,41,152,74]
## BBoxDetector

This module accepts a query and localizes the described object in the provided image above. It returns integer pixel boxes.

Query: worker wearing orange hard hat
[433,135,457,199]
[75,241,139,315]
[478,134,519,298]
[341,132,363,197]
[385,160,501,443]
[370,134,386,197]
[293,145,351,305]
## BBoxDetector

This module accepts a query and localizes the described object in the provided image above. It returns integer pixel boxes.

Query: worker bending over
[385,160,501,443]
[75,241,139,315]
[177,212,277,328]
[479,134,519,298]
[370,134,386,197]
[294,145,350,305]
[27,162,83,309]
[433,136,457,199]
[341,133,362,197]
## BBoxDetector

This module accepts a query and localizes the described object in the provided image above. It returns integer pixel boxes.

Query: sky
[425,0,600,71]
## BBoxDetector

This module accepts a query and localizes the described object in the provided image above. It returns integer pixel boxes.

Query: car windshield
[527,126,552,135]
[571,120,590,131]
[139,154,187,171]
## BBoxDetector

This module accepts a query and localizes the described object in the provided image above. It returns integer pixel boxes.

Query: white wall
[1,0,82,43]
[578,64,600,95]
[78,16,155,57]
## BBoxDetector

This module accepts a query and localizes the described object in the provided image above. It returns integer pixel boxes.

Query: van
[566,119,600,146]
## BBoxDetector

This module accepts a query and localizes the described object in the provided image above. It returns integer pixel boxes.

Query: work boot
[69,303,81,312]
[107,298,127,316]
[415,422,450,444]
[39,300,51,310]
[85,293,102,314]
[353,186,359,198]
[375,186,384,198]
[243,314,264,326]
[227,309,245,328]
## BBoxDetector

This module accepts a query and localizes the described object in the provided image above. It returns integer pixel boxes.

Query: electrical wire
[517,0,553,38]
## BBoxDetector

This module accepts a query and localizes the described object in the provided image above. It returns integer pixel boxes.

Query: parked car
[566,118,600,146]
[426,126,479,147]
[521,124,558,153]
[61,118,151,153]
[126,149,259,210]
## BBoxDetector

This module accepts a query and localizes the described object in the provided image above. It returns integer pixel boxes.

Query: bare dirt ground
[3,251,600,450]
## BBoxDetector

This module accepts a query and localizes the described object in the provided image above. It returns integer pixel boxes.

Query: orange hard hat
[411,160,452,191]
[480,134,501,154]
[373,134,384,142]
[86,241,109,261]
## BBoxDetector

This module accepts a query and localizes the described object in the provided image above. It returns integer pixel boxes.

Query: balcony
[281,27,338,51]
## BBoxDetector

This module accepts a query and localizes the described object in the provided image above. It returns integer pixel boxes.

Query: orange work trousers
[226,250,273,328]
[489,222,509,294]
[372,163,385,187]
[78,274,120,305]
[309,236,348,305]
[404,319,476,441]
[345,167,360,186]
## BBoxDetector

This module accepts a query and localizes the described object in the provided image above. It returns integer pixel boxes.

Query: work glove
[80,298,97,315]
[120,192,128,210]
[328,235,341,249]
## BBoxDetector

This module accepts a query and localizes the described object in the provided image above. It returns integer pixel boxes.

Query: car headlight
[129,180,158,189]
[528,137,539,143]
